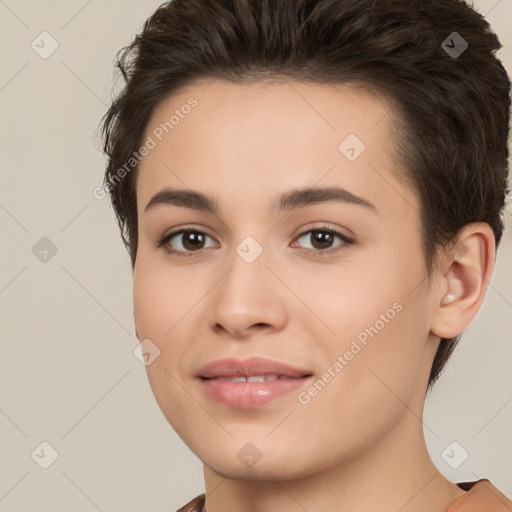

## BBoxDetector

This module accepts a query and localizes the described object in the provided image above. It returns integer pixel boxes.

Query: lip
[197,357,313,409]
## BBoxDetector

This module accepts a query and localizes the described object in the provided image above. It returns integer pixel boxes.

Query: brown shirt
[175,479,512,512]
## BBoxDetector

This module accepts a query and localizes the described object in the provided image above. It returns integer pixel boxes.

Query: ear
[430,222,496,339]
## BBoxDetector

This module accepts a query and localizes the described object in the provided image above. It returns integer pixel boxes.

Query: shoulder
[447,479,512,511]
[174,493,205,512]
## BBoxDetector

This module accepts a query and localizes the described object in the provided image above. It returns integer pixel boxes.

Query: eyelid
[292,222,354,241]
[291,224,354,253]
[156,225,218,257]
[157,223,355,257]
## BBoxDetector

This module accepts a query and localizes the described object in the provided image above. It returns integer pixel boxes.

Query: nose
[206,246,288,339]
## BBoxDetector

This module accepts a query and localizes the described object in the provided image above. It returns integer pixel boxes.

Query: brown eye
[309,230,336,250]
[157,228,217,256]
[293,228,353,254]
[180,230,207,251]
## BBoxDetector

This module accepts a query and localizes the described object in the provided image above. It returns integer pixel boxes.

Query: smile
[207,374,300,382]
[196,357,313,408]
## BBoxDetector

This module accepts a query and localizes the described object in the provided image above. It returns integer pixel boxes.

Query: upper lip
[197,357,312,379]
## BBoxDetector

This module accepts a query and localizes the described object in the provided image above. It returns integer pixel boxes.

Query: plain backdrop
[0,1,511,511]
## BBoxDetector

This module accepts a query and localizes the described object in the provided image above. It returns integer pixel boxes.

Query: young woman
[100,0,512,510]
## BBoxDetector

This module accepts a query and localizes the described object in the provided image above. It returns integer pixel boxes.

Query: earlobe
[430,222,495,339]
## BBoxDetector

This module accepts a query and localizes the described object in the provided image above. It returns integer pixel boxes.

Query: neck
[202,411,465,512]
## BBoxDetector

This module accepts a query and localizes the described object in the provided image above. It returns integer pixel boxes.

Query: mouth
[196,357,313,409]
[205,374,304,382]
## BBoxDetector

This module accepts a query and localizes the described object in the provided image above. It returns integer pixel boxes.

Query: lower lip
[199,377,310,408]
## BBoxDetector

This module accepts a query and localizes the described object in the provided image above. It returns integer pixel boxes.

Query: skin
[132,79,495,512]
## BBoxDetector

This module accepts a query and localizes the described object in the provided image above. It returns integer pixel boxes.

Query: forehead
[143,78,395,147]
[136,78,414,218]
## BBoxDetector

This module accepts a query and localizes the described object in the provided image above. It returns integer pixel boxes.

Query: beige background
[0,1,511,510]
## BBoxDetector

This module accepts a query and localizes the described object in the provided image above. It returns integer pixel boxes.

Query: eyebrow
[144,186,377,214]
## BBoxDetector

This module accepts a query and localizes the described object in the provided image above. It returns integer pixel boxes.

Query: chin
[203,453,316,482]
[191,437,328,482]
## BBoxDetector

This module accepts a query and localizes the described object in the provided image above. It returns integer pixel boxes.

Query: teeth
[247,375,264,382]
[214,375,281,383]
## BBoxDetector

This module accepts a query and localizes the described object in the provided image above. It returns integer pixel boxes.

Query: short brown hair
[99,0,510,388]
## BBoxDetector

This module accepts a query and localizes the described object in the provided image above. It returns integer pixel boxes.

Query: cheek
[289,251,408,338]
[132,256,208,396]
[133,253,204,341]
[290,299,428,463]
[301,248,429,399]
[133,260,201,433]
[133,267,169,341]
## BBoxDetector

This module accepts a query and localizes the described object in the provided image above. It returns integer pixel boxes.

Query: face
[133,79,440,480]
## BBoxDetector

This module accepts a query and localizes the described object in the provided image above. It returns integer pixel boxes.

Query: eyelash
[156,225,354,258]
